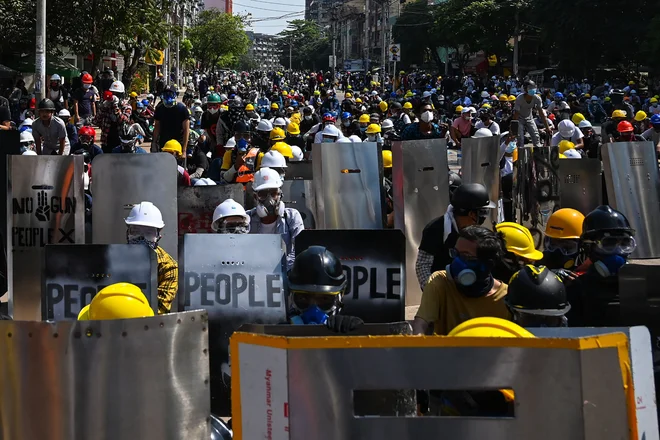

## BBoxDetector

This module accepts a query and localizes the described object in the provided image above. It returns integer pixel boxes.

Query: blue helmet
[390,92,397,99]
[136,102,144,109]
[322,112,332,120]
[141,99,149,106]
[554,92,564,99]
[330,111,338,119]
[291,100,299,108]
[341,111,351,120]
[651,114,660,125]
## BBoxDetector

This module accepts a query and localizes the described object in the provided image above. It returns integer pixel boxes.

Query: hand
[35,190,51,222]
[235,153,245,168]
[326,315,364,333]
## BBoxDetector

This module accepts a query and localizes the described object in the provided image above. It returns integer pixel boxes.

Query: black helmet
[448,171,462,193]
[451,183,495,211]
[288,246,346,293]
[506,265,570,315]
[209,414,232,440]
[390,101,402,110]
[38,99,56,111]
[581,205,634,240]
[524,80,537,89]
[233,120,250,133]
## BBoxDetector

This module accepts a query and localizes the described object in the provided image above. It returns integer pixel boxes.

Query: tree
[238,54,259,71]
[188,9,249,72]
[393,1,438,68]
[277,20,329,70]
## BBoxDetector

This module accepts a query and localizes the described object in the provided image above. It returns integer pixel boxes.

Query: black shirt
[566,267,620,327]
[154,102,190,148]
[0,106,10,124]
[418,215,458,273]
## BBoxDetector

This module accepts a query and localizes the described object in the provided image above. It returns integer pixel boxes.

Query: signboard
[8,155,85,320]
[295,229,405,323]
[177,184,245,238]
[180,234,287,415]
[329,55,336,68]
[389,44,401,62]
[42,244,158,321]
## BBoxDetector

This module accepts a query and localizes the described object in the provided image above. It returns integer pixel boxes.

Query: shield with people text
[42,244,158,320]
[461,136,501,225]
[312,141,385,229]
[295,229,405,323]
[8,155,85,320]
[91,153,178,257]
[557,158,602,215]
[602,142,660,258]
[392,139,449,306]
[180,233,287,415]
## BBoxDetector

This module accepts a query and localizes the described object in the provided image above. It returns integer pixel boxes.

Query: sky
[229,0,306,35]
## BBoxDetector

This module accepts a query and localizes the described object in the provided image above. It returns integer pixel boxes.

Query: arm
[450,125,461,145]
[35,136,42,155]
[181,119,190,149]
[59,137,66,155]
[73,100,79,121]
[157,250,178,314]
[152,120,160,150]
[415,249,434,291]
[412,317,429,335]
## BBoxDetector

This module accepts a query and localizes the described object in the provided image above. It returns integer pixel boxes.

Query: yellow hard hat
[635,110,648,122]
[499,94,508,102]
[245,103,255,111]
[287,122,300,135]
[220,104,228,111]
[604,96,611,102]
[405,91,413,98]
[270,127,286,141]
[508,95,516,101]
[628,80,635,85]
[77,283,154,321]
[271,103,279,109]
[403,102,413,109]
[612,109,627,118]
[271,141,293,158]
[209,86,214,91]
[379,101,388,112]
[449,317,535,338]
[162,139,182,156]
[482,103,491,109]
[355,98,363,103]
[584,93,591,98]
[290,113,301,124]
[455,105,464,113]
[347,85,352,89]
[382,150,392,168]
[358,114,370,124]
[651,97,659,104]
[282,90,288,96]
[495,222,543,261]
[320,83,325,87]
[558,140,575,154]
[130,91,138,98]
[558,153,567,159]
[571,113,585,125]
[345,92,352,98]
[314,90,320,96]
[545,208,585,239]
[366,123,381,134]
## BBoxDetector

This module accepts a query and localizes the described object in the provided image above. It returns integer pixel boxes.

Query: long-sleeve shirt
[155,246,178,314]
[247,208,304,270]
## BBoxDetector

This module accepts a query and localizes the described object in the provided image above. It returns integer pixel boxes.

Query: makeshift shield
[295,229,405,323]
[0,311,210,439]
[285,160,313,180]
[602,142,660,258]
[177,184,245,238]
[180,234,287,415]
[312,141,385,229]
[461,136,501,224]
[8,155,85,320]
[42,244,158,320]
[0,131,22,298]
[392,139,449,306]
[557,158,602,214]
[91,153,178,257]
[282,180,316,229]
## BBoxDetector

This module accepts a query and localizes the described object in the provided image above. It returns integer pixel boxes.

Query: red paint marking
[284,402,289,418]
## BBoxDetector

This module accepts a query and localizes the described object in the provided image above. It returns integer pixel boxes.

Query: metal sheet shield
[461,136,501,223]
[294,229,405,322]
[282,180,316,229]
[602,142,660,258]
[42,244,158,321]
[177,184,245,237]
[284,161,313,181]
[557,158,602,215]
[0,311,210,439]
[8,155,85,321]
[312,141,385,229]
[392,139,449,306]
[180,234,286,415]
[91,153,178,257]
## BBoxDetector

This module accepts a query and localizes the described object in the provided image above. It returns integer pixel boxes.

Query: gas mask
[290,291,340,325]
[255,190,284,218]
[446,253,494,298]
[207,106,218,115]
[543,237,579,270]
[304,115,312,120]
[216,220,250,234]
[126,225,161,249]
[586,235,636,277]
[162,93,177,108]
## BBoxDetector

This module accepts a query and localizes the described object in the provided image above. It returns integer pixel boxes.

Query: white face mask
[82,84,91,90]
[304,115,312,120]
[421,111,434,123]
[207,108,218,114]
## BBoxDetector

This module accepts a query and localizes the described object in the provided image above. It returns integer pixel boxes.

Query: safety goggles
[449,248,479,263]
[207,104,220,110]
[256,188,281,200]
[585,235,636,255]
[127,225,160,241]
[291,291,339,312]
[543,237,579,255]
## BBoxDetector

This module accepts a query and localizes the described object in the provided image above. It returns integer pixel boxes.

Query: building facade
[246,32,283,70]
[203,0,232,14]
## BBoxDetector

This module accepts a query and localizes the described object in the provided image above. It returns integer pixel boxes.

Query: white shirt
[475,120,500,136]
[258,220,278,234]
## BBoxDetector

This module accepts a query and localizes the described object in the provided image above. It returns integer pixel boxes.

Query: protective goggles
[291,291,340,312]
[127,225,160,241]
[584,235,636,255]
[256,188,281,200]
[543,237,579,255]
[207,103,220,109]
[449,248,479,263]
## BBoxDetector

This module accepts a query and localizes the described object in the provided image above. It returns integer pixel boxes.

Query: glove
[326,315,364,334]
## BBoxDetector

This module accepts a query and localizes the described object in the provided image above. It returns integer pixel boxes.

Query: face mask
[543,249,577,270]
[304,115,312,120]
[291,305,329,325]
[207,107,218,114]
[593,252,627,277]
[527,89,537,96]
[256,194,283,218]
[446,256,493,298]
[342,120,351,127]
[421,111,434,123]
[367,135,377,142]
[322,137,335,143]
[127,226,160,249]
[505,141,517,154]
[218,222,249,234]
[360,126,367,132]
[83,84,91,90]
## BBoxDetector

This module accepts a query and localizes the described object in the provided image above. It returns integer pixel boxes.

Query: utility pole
[164,12,170,83]
[364,0,370,79]
[35,0,46,101]
[380,2,387,75]
[513,9,520,77]
[289,37,292,70]
[175,4,181,89]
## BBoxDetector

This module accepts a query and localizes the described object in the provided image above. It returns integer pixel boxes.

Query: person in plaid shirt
[124,201,178,314]
[95,80,132,153]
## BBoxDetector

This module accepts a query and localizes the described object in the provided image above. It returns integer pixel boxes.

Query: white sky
[230,0,306,35]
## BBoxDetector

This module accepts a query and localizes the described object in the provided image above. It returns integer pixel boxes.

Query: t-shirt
[514,94,543,120]
[154,102,190,148]
[418,215,457,273]
[416,270,511,335]
[400,122,444,141]
[475,120,501,136]
[452,117,473,137]
[73,87,97,117]
[32,116,71,155]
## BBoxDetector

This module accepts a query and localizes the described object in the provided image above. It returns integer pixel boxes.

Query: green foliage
[278,20,330,70]
[188,9,249,71]
[130,64,151,94]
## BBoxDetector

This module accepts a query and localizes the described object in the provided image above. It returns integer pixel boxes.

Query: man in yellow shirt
[413,225,510,335]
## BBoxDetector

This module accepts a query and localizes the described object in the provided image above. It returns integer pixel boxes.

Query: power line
[239,0,305,7]
[233,2,301,12]
[249,11,304,22]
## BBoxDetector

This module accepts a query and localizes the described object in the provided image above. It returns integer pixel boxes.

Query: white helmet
[225,137,236,149]
[124,201,165,228]
[322,124,341,137]
[260,150,287,168]
[473,128,493,138]
[558,119,576,138]
[253,167,283,191]
[50,74,61,82]
[273,117,287,127]
[578,120,592,129]
[194,99,202,106]
[422,91,432,98]
[109,80,125,94]
[290,145,304,162]
[256,119,273,132]
[192,106,203,114]
[193,178,216,186]
[337,137,352,143]
[381,119,394,130]
[22,150,37,156]
[58,109,71,118]
[563,149,581,158]
[20,131,34,144]
[480,90,490,98]
[211,199,249,232]
[20,118,33,128]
